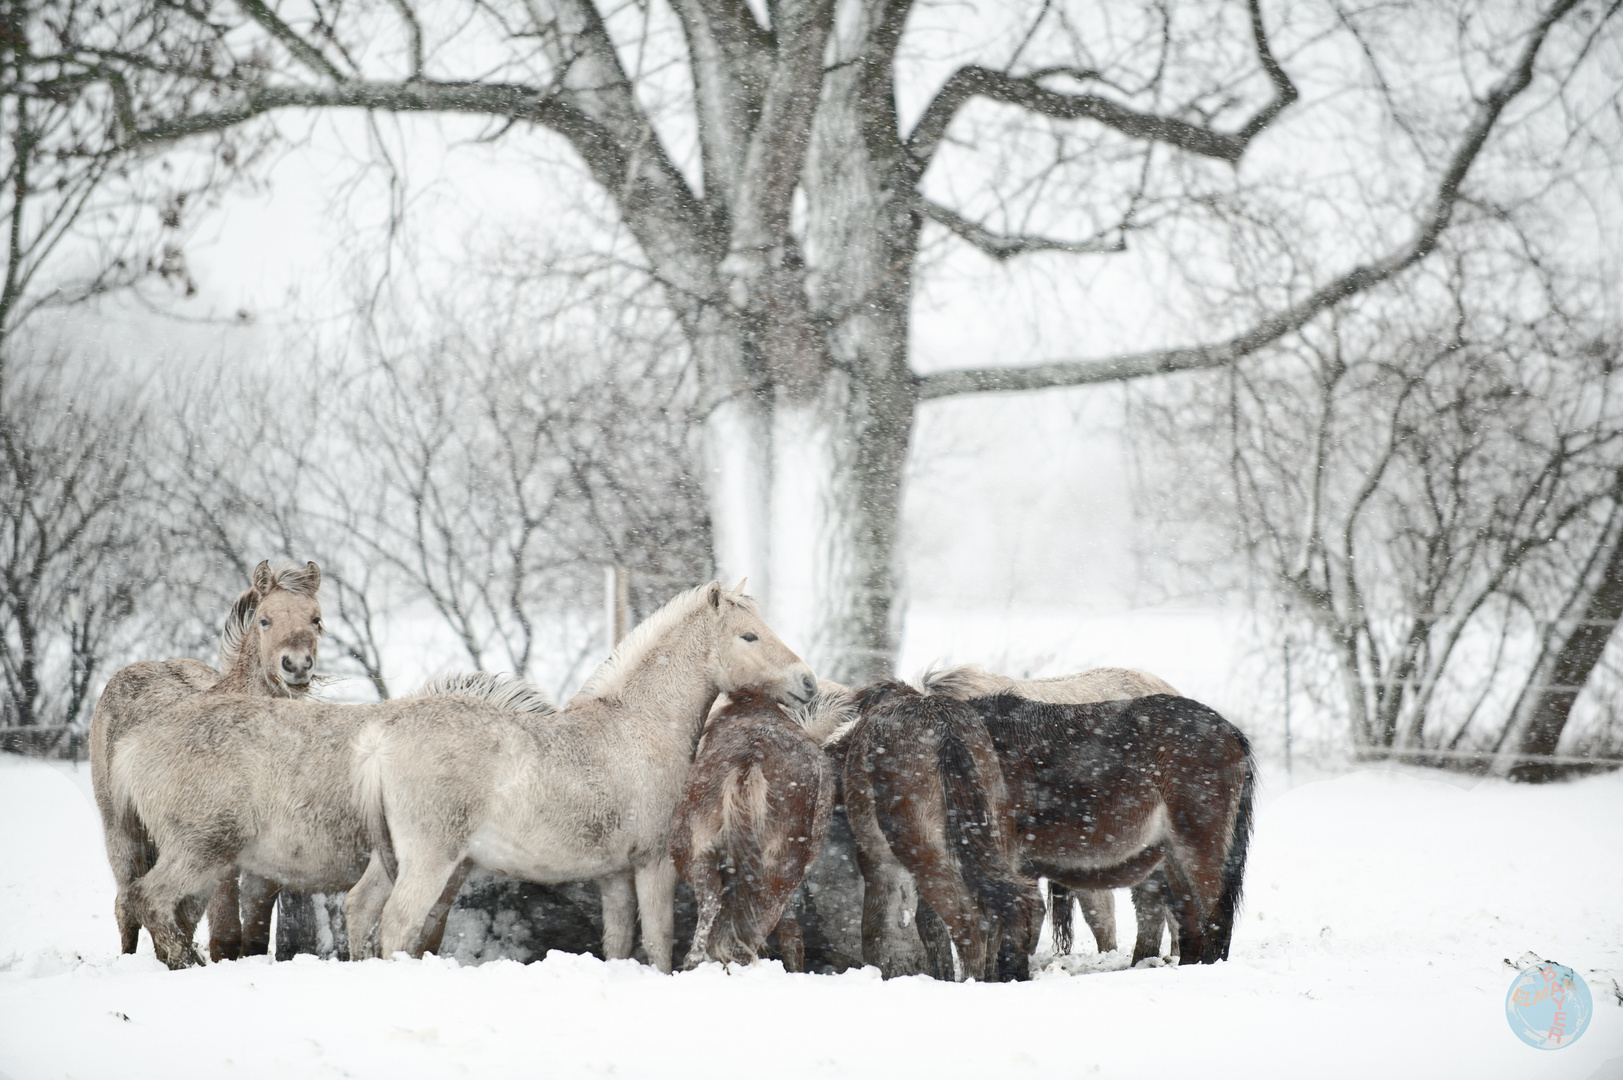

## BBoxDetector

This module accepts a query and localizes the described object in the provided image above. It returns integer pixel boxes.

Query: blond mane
[574,582,744,701]
[411,671,557,715]
[918,665,1012,700]
[218,559,323,672]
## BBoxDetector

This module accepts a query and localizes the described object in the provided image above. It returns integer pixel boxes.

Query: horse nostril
[802,674,817,697]
[282,656,297,673]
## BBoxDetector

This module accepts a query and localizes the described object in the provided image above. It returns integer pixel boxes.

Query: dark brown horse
[671,689,836,970]
[842,681,1041,981]
[964,692,1255,967]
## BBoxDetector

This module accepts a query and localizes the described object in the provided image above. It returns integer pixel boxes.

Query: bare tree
[52,0,1623,680]
[0,347,156,728]
[149,360,396,698]
[0,0,263,380]
[342,300,711,694]
[1134,244,1623,765]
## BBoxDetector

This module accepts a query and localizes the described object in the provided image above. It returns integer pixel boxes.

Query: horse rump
[847,681,1040,981]
[673,690,835,970]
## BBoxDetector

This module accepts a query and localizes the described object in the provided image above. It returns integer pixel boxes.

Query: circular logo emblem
[1506,962,1593,1049]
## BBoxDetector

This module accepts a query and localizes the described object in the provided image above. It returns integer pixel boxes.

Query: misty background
[3,0,1621,779]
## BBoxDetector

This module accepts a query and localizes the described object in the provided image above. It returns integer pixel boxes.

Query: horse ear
[251,560,273,594]
[707,581,723,609]
[304,561,322,593]
[732,577,747,594]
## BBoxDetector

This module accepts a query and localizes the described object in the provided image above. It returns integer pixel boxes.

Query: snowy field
[2,754,1620,1080]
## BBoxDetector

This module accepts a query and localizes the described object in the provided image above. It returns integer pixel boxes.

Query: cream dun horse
[346,581,816,972]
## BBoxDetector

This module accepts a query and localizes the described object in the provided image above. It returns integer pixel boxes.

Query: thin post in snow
[1283,602,1293,784]
[604,565,630,649]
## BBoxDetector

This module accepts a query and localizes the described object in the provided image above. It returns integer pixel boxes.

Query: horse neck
[575,609,720,744]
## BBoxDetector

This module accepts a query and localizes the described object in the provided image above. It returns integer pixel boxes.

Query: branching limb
[236,0,349,82]
[907,0,1296,173]
[916,0,1585,401]
[919,198,1125,259]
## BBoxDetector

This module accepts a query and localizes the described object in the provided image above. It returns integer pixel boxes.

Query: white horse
[90,559,325,964]
[346,581,816,972]
[100,664,556,969]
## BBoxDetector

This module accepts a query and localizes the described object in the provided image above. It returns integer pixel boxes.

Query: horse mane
[218,587,259,672]
[410,672,557,715]
[576,582,744,701]
[919,665,1012,700]
[218,559,325,672]
[792,679,859,744]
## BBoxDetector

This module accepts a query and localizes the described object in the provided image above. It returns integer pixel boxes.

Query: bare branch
[384,0,426,78]
[236,0,349,82]
[919,198,1125,259]
[917,0,1584,401]
[906,0,1296,173]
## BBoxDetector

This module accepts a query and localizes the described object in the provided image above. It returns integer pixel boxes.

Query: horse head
[709,580,817,706]
[222,560,324,694]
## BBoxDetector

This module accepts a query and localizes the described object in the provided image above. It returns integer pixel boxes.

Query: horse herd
[90,560,1255,982]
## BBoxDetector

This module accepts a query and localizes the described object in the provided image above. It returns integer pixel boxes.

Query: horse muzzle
[280,652,314,687]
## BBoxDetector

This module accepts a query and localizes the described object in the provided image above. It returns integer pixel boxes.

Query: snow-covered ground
[1,754,1620,1079]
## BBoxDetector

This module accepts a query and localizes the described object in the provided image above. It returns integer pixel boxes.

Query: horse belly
[237,832,366,893]
[465,822,622,884]
[1027,803,1169,873]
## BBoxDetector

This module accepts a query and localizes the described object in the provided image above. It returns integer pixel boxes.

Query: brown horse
[842,681,1041,981]
[924,664,1181,963]
[671,689,835,970]
[89,559,324,964]
[963,692,1255,967]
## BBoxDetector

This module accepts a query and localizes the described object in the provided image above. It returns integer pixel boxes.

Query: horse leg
[906,862,988,982]
[129,854,226,970]
[238,873,279,957]
[1166,836,1231,964]
[378,857,461,958]
[682,857,725,970]
[773,911,805,973]
[420,859,471,957]
[344,850,395,961]
[206,876,242,962]
[1130,870,1173,965]
[1077,888,1117,953]
[599,873,637,961]
[634,857,677,973]
[108,827,153,955]
[915,901,955,980]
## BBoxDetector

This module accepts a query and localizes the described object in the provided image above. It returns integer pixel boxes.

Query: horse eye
[259,618,271,628]
[741,632,758,643]
[313,617,323,629]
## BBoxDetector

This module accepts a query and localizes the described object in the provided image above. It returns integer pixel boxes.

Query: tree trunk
[1510,504,1623,782]
[783,0,917,684]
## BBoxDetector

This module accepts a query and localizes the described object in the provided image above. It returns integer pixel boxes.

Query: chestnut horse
[842,681,1041,981]
[671,689,835,970]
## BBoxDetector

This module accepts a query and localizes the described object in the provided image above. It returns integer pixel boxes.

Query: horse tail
[714,763,770,957]
[1213,731,1257,961]
[936,716,1035,948]
[352,722,395,875]
[1047,881,1074,955]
